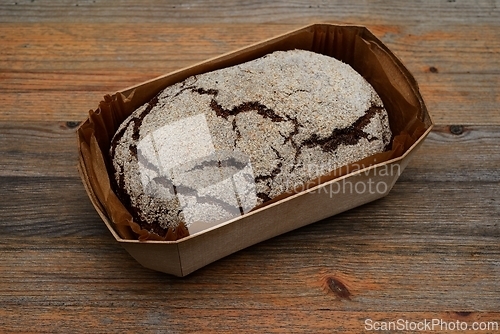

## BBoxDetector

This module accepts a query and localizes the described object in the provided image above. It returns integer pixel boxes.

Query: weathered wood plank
[0,176,105,237]
[0,122,80,177]
[1,23,498,123]
[0,306,498,333]
[2,175,499,241]
[0,304,497,333]
[401,125,500,182]
[1,1,499,332]
[2,122,499,181]
[1,196,499,311]
[0,228,498,311]
[0,0,498,24]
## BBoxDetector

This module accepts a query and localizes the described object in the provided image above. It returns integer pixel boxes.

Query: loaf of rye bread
[109,50,392,238]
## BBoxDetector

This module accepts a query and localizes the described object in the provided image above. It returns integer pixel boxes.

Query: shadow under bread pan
[77,23,433,277]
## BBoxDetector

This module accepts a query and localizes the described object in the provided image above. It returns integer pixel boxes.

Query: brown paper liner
[77,24,431,241]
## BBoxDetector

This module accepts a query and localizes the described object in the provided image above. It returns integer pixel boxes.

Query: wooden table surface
[1,1,499,333]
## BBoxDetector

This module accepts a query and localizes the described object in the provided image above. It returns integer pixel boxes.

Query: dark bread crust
[109,50,392,238]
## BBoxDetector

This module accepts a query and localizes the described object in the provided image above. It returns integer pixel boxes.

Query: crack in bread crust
[301,105,384,153]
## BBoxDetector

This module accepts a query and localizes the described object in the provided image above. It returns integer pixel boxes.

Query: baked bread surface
[110,50,392,236]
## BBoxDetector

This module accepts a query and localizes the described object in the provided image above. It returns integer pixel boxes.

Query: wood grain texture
[0,121,79,177]
[1,0,498,24]
[1,123,499,332]
[0,0,499,333]
[1,21,499,123]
